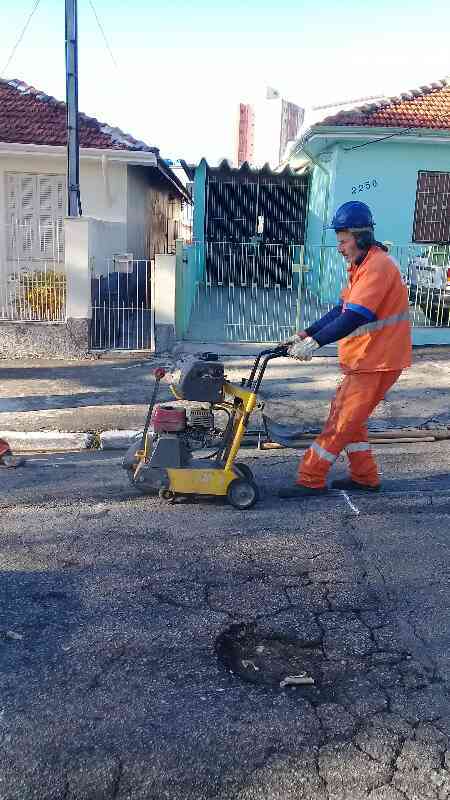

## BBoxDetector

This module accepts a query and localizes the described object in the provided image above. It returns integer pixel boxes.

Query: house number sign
[351,179,378,194]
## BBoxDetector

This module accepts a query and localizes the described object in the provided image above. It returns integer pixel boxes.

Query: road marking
[340,490,360,515]
[25,456,122,468]
[112,362,152,370]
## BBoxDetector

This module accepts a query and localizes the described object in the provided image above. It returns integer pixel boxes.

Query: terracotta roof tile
[0,78,158,152]
[319,78,450,130]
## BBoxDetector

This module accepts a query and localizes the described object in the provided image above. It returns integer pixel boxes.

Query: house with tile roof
[286,78,450,342]
[0,78,191,355]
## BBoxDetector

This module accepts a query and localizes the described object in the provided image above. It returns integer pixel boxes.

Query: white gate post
[65,217,92,320]
[64,216,93,350]
[154,253,176,352]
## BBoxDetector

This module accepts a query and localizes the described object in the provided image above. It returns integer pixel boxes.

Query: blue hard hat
[329,201,375,231]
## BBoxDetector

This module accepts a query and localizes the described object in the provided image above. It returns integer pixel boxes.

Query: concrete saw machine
[122,348,288,509]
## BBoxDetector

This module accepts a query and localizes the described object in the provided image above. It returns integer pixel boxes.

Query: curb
[99,430,141,450]
[0,430,94,453]
[4,427,450,454]
[0,429,142,453]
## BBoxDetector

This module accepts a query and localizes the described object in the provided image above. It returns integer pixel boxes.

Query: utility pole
[65,0,81,216]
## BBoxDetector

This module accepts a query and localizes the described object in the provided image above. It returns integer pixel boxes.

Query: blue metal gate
[178,242,450,345]
[90,258,154,351]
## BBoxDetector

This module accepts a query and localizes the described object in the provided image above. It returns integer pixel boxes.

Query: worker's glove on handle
[288,336,320,362]
[280,331,308,347]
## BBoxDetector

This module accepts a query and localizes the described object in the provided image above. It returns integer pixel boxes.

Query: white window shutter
[56,177,65,261]
[38,175,55,259]
[5,173,18,259]
[20,174,36,258]
[5,172,66,262]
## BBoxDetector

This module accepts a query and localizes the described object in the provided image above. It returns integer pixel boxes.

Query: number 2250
[352,179,378,194]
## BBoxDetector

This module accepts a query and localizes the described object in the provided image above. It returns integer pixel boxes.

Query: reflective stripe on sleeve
[311,441,337,463]
[345,302,377,321]
[347,310,410,338]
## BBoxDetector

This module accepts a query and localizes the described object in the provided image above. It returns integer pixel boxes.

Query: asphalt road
[1,443,449,800]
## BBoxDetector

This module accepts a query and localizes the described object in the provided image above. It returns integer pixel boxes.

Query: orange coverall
[298,246,412,489]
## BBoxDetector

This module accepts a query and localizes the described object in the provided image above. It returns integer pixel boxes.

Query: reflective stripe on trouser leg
[345,441,380,487]
[298,440,338,489]
[346,442,371,453]
[298,370,402,490]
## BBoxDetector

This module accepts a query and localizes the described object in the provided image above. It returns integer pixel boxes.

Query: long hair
[351,229,389,253]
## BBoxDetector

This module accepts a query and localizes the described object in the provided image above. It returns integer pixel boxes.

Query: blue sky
[1,0,449,162]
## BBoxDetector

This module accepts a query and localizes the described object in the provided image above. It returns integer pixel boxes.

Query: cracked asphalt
[0,442,449,799]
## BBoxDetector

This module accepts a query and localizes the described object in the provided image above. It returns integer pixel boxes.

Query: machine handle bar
[141,368,166,451]
[245,345,289,392]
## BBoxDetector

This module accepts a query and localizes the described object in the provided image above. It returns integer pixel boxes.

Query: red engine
[151,405,186,433]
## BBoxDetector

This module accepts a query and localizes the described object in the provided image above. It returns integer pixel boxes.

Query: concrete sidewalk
[1,347,450,450]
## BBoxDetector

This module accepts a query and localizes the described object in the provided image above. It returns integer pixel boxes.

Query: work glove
[288,336,320,362]
[280,331,308,347]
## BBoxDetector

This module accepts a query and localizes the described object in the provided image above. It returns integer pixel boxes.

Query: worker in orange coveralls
[0,439,24,469]
[279,201,412,499]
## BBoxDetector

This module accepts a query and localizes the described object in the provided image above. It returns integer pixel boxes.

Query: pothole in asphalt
[216,622,323,691]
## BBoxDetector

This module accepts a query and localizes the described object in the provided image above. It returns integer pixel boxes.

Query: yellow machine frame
[166,381,257,496]
[128,347,286,507]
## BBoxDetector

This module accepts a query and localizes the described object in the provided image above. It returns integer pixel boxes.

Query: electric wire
[343,128,416,151]
[88,0,117,68]
[1,0,43,78]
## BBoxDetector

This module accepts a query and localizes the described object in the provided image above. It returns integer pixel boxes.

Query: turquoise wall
[303,148,346,301]
[192,159,207,243]
[176,243,205,338]
[189,159,208,293]
[303,158,328,297]
[331,139,450,245]
[304,160,328,295]
[305,137,450,303]
[305,160,329,247]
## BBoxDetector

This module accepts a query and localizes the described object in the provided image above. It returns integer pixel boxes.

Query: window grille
[413,171,450,243]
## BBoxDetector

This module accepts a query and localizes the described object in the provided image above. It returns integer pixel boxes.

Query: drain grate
[216,623,323,690]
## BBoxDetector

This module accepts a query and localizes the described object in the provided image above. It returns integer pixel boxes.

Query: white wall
[126,165,148,260]
[87,219,127,275]
[80,157,127,222]
[65,216,129,318]
[0,152,128,276]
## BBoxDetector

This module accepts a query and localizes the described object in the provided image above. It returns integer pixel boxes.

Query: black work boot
[331,478,381,492]
[278,484,328,499]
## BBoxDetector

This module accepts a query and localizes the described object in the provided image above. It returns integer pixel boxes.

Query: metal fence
[391,244,450,328]
[0,221,66,322]
[90,257,154,351]
[178,241,450,342]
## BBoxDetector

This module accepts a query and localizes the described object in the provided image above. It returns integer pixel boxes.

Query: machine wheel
[227,478,259,510]
[234,463,254,481]
[159,488,176,503]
